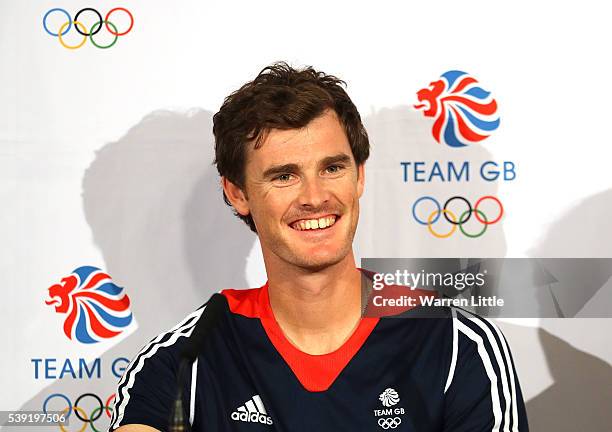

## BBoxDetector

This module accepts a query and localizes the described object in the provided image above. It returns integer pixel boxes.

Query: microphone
[169,293,228,432]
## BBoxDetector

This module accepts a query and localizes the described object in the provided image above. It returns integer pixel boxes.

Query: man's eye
[326,165,344,174]
[275,173,293,182]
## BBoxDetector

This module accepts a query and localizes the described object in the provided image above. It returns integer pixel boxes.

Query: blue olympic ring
[43,8,72,36]
[43,393,72,418]
[412,195,441,225]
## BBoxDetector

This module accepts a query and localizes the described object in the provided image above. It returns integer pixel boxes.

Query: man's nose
[297,176,330,208]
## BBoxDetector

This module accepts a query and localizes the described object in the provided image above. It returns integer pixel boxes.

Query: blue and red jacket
[109,281,528,431]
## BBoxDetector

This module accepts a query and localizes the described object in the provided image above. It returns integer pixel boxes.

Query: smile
[290,215,338,231]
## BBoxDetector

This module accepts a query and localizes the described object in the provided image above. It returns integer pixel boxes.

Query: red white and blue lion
[414,70,500,147]
[45,266,133,344]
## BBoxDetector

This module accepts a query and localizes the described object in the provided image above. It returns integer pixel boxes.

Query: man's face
[230,109,365,271]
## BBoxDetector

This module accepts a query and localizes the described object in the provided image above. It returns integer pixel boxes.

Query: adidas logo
[230,394,273,425]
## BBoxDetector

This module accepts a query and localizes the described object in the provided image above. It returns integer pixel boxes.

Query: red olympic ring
[105,8,134,36]
[105,394,116,419]
[474,195,504,225]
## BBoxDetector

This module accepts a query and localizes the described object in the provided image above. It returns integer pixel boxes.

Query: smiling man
[220,106,367,357]
[109,63,528,431]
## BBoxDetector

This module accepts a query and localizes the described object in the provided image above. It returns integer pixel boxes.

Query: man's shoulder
[138,304,207,360]
[378,305,509,355]
[110,304,209,431]
[450,306,508,342]
[449,306,513,361]
[412,305,510,347]
[220,287,262,318]
[132,287,263,362]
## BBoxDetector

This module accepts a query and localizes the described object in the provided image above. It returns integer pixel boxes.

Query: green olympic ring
[459,209,488,238]
[89,21,119,49]
[89,406,113,432]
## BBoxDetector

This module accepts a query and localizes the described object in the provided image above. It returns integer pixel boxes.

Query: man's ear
[221,177,250,216]
[357,163,365,199]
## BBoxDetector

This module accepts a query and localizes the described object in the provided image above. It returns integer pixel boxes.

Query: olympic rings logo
[412,195,504,238]
[42,393,115,432]
[378,417,402,429]
[43,8,134,49]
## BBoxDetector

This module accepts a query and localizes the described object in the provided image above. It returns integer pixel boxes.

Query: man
[109,62,529,431]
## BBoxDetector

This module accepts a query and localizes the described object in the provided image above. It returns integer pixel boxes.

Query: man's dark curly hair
[213,61,370,233]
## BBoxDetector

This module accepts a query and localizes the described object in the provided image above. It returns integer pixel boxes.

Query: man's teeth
[292,216,337,231]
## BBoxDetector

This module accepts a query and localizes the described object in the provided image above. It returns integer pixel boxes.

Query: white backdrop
[2,1,611,430]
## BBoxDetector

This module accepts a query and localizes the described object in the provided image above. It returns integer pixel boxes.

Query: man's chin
[294,260,342,273]
[288,247,350,272]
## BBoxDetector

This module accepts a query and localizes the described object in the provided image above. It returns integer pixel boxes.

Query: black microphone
[169,293,228,432]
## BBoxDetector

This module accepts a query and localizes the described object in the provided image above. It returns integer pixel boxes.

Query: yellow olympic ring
[427,209,457,239]
[58,21,88,50]
[58,406,88,432]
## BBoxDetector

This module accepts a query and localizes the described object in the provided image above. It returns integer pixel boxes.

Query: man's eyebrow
[319,153,352,167]
[262,163,300,179]
[261,153,353,179]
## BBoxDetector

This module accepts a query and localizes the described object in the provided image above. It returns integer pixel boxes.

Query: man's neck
[265,254,363,355]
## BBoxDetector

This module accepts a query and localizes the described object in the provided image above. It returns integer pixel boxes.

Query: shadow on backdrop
[527,188,612,430]
[15,109,255,431]
[526,327,611,431]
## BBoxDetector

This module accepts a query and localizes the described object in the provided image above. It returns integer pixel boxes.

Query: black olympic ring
[443,196,472,225]
[73,8,103,36]
[378,417,402,429]
[74,393,104,422]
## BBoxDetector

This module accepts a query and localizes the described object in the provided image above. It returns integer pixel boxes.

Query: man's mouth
[290,215,338,231]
